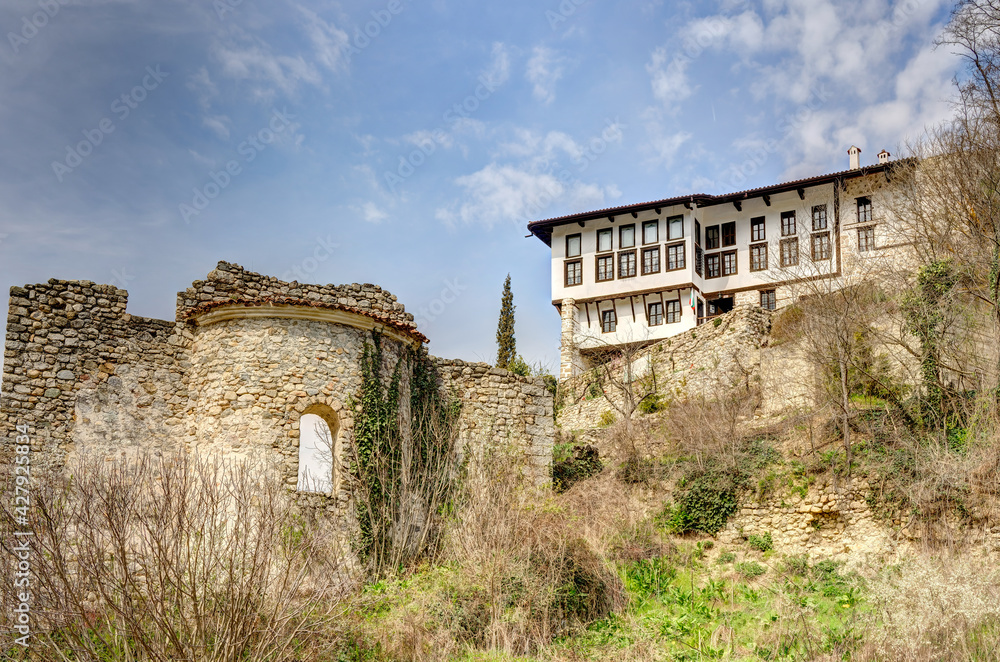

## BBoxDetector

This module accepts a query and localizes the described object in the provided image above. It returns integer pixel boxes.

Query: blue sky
[0,0,963,372]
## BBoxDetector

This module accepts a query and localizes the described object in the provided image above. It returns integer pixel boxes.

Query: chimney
[848,145,861,170]
[878,149,890,164]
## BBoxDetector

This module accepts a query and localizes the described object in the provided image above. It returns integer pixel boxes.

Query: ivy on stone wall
[353,332,461,575]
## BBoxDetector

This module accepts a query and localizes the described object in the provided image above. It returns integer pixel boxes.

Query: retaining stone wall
[557,305,773,430]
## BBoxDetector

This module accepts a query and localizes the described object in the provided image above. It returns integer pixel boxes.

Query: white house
[528,147,905,381]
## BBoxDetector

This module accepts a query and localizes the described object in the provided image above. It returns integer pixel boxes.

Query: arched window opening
[297,410,337,493]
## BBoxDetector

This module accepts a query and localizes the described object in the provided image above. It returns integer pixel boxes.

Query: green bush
[747,531,773,552]
[664,469,741,535]
[598,410,616,427]
[638,394,665,414]
[716,551,736,564]
[736,561,767,579]
[552,444,603,493]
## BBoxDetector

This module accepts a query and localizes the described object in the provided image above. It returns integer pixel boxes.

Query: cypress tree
[496,274,516,369]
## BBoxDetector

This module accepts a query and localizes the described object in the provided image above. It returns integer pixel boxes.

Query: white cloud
[212,30,322,99]
[646,46,694,111]
[436,164,565,228]
[295,4,349,73]
[360,201,388,224]
[201,115,231,139]
[526,46,567,104]
[483,42,511,87]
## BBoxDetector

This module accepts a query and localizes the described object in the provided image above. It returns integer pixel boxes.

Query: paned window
[596,255,614,281]
[666,300,681,324]
[648,302,663,325]
[812,205,827,231]
[565,260,582,286]
[780,238,799,266]
[667,243,685,270]
[642,247,660,274]
[601,309,616,333]
[781,211,796,236]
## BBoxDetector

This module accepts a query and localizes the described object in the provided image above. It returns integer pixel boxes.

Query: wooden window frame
[750,243,768,271]
[619,224,636,249]
[721,249,738,276]
[857,197,872,224]
[760,289,776,310]
[665,299,682,324]
[705,253,721,278]
[858,226,875,252]
[811,205,827,231]
[750,216,765,242]
[695,219,702,246]
[666,241,686,271]
[705,225,720,250]
[811,232,831,261]
[565,233,582,258]
[564,259,582,287]
[648,301,663,326]
[641,246,660,275]
[780,211,796,236]
[642,220,659,244]
[597,228,613,253]
[695,246,704,276]
[601,308,617,333]
[596,254,614,282]
[721,221,736,247]
[780,237,799,267]
[667,215,685,241]
[617,250,636,278]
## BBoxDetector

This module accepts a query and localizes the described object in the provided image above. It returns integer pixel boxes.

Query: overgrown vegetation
[352,332,462,576]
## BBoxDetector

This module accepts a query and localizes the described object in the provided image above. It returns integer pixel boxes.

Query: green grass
[555,553,868,661]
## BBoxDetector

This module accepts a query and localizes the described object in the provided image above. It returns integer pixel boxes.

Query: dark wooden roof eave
[527,159,913,244]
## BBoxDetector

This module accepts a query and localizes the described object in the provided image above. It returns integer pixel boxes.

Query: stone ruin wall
[433,358,554,485]
[0,278,189,468]
[1,262,555,518]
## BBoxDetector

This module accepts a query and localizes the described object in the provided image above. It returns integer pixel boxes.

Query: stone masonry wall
[178,261,420,338]
[719,474,1000,560]
[1,279,188,468]
[433,358,554,485]
[2,263,555,518]
[558,305,773,430]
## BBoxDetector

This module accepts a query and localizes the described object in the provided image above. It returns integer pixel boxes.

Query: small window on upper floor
[812,205,828,231]
[751,216,765,242]
[706,225,720,250]
[597,228,613,252]
[721,221,736,247]
[620,224,635,249]
[667,215,684,240]
[643,220,659,244]
[857,197,872,224]
[781,211,796,236]
[566,233,581,258]
[695,219,702,246]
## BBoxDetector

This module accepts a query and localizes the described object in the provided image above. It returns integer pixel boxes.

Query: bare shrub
[370,449,626,659]
[859,554,1000,661]
[0,451,346,662]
